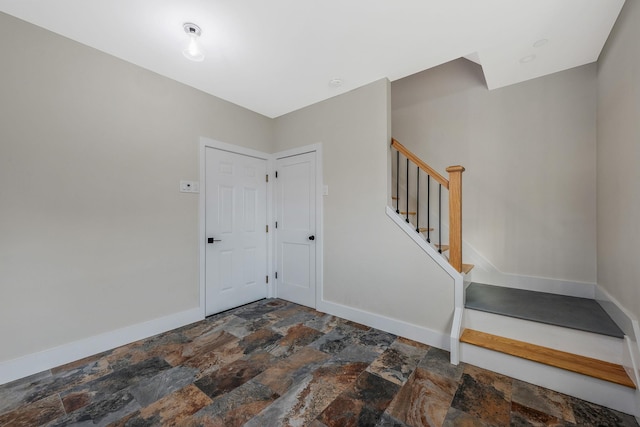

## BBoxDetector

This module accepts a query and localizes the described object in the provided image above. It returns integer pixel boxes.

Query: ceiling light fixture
[519,54,536,64]
[183,23,205,62]
[533,39,549,48]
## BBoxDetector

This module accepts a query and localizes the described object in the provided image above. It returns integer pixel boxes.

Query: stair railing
[391,138,465,272]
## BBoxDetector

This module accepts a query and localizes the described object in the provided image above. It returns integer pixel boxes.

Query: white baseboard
[316,299,450,351]
[593,284,640,415]
[595,284,640,342]
[0,307,203,386]
[470,271,596,299]
[461,237,596,298]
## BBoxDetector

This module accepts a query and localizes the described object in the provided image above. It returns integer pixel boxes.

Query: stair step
[400,211,416,216]
[463,308,625,364]
[417,227,433,232]
[460,329,636,389]
[465,283,624,338]
[461,263,474,274]
[392,196,398,200]
[435,244,449,252]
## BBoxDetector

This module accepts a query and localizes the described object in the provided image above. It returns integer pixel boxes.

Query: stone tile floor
[0,298,637,426]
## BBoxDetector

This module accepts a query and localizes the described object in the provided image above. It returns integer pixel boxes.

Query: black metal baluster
[395,151,400,214]
[416,167,420,232]
[438,184,442,253]
[427,175,431,243]
[405,158,410,223]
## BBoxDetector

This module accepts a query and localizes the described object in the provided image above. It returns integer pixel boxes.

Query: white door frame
[272,143,323,308]
[199,137,273,318]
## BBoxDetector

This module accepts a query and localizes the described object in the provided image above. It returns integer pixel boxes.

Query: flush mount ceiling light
[519,54,536,64]
[533,38,549,48]
[183,23,205,62]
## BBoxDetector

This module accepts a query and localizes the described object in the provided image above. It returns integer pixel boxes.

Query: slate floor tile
[0,394,65,426]
[450,369,512,427]
[0,298,636,427]
[510,401,573,427]
[107,384,212,427]
[385,367,458,427]
[191,380,279,427]
[316,371,400,427]
[60,357,172,413]
[511,379,576,424]
[367,340,429,386]
[571,397,639,427]
[194,352,273,399]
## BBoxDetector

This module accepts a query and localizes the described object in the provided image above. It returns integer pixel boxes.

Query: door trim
[273,143,323,308]
[199,137,273,318]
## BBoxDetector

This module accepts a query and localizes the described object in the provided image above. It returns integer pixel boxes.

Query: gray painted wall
[597,0,640,321]
[274,80,455,334]
[0,13,274,362]
[3,2,635,369]
[391,59,598,286]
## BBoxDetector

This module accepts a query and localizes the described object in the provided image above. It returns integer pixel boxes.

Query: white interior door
[205,147,267,316]
[276,152,316,308]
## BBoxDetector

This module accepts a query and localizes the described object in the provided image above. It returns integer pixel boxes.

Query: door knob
[308,235,315,241]
[207,237,222,244]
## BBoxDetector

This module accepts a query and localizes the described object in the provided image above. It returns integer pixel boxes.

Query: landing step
[465,283,624,338]
[460,329,636,389]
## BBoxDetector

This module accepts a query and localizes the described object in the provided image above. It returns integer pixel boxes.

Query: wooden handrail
[391,139,449,189]
[391,138,465,273]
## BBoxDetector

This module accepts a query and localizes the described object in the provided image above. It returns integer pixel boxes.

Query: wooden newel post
[446,165,465,272]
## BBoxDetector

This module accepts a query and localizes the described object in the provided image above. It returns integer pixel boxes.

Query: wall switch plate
[180,180,200,193]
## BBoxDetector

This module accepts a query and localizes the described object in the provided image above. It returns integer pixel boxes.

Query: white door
[205,147,267,316]
[276,152,316,308]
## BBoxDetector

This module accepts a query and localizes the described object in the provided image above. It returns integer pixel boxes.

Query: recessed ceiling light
[533,39,549,48]
[519,54,536,64]
[329,78,343,88]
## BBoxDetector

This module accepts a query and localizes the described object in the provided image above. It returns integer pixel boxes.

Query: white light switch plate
[179,180,200,193]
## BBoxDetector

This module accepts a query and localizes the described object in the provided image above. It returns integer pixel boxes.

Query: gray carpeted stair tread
[465,283,624,338]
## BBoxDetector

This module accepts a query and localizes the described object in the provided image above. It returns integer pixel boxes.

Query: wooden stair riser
[463,309,624,364]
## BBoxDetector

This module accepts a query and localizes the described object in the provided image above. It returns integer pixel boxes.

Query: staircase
[459,283,637,414]
[390,138,471,274]
[388,138,639,417]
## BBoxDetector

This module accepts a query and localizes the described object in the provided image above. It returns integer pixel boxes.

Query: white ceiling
[0,0,624,118]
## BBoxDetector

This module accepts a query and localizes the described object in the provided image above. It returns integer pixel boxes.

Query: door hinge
[275,272,278,279]
[275,221,278,229]
[266,275,268,284]
[266,225,269,233]
[275,171,278,178]
[266,174,269,182]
